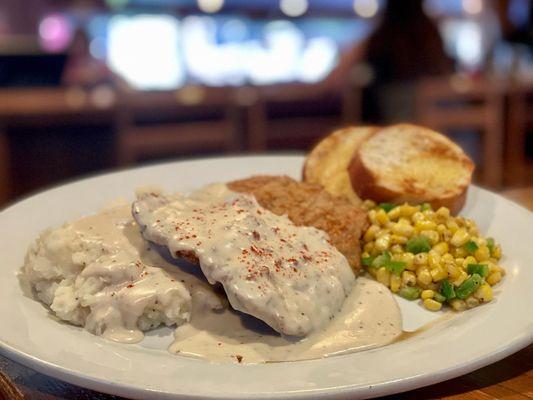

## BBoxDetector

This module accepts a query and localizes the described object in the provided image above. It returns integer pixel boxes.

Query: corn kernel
[417,268,432,286]
[368,209,377,223]
[387,207,401,221]
[362,199,376,210]
[452,270,468,287]
[376,267,391,287]
[455,257,465,266]
[363,225,380,242]
[475,284,493,302]
[436,224,447,234]
[397,217,411,225]
[363,242,374,254]
[446,220,459,233]
[442,253,454,263]
[433,242,449,255]
[411,212,425,223]
[399,204,418,218]
[442,230,453,241]
[453,246,467,258]
[390,244,403,254]
[487,271,502,286]
[428,252,442,268]
[450,298,467,311]
[392,223,414,237]
[436,207,450,218]
[466,296,480,308]
[402,271,416,286]
[431,267,448,282]
[361,251,370,259]
[415,220,437,231]
[421,230,440,245]
[375,234,391,252]
[391,234,408,245]
[474,245,490,262]
[450,228,470,247]
[473,236,486,246]
[463,256,477,268]
[492,245,502,259]
[414,253,428,266]
[400,252,415,270]
[421,289,434,300]
[468,226,479,236]
[423,298,442,311]
[390,275,401,293]
[446,262,460,279]
[375,209,390,225]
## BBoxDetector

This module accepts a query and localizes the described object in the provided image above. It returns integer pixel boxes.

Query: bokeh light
[197,0,224,13]
[280,0,309,18]
[353,0,379,18]
[108,15,185,90]
[38,13,72,52]
[462,0,483,15]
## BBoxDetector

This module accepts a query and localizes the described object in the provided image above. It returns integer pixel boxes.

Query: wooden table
[1,188,532,400]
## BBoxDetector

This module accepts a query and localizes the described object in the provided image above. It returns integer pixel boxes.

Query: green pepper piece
[441,279,456,300]
[464,241,479,253]
[433,293,446,303]
[372,251,391,269]
[405,235,431,254]
[361,256,375,267]
[386,261,406,276]
[398,286,420,300]
[467,264,489,277]
[420,203,432,211]
[378,203,397,213]
[456,274,483,299]
[486,237,495,253]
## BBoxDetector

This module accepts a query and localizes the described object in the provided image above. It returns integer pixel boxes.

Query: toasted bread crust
[302,126,378,204]
[348,124,474,214]
[349,155,469,214]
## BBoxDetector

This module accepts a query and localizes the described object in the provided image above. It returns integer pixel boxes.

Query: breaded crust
[228,176,368,273]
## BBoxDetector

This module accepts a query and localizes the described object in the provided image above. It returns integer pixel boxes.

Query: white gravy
[24,188,403,364]
[170,276,401,363]
[132,184,356,336]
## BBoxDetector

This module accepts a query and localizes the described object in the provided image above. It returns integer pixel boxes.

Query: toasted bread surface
[348,124,474,214]
[303,127,377,204]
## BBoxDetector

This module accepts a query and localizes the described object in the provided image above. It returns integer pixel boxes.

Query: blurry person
[363,0,453,123]
[62,28,113,87]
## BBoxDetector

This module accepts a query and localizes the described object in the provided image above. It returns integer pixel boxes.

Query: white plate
[0,155,532,400]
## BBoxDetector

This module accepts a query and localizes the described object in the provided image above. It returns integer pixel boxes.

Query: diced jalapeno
[464,241,478,253]
[467,264,489,278]
[386,261,406,276]
[372,251,391,269]
[456,274,483,299]
[406,235,431,254]
[378,203,397,212]
[399,286,420,300]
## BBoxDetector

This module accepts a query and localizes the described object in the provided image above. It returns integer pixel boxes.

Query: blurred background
[0,0,531,206]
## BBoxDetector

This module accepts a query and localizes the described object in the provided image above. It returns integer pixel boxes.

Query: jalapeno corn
[361,201,504,312]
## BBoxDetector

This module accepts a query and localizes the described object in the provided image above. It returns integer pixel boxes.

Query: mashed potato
[22,205,192,343]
